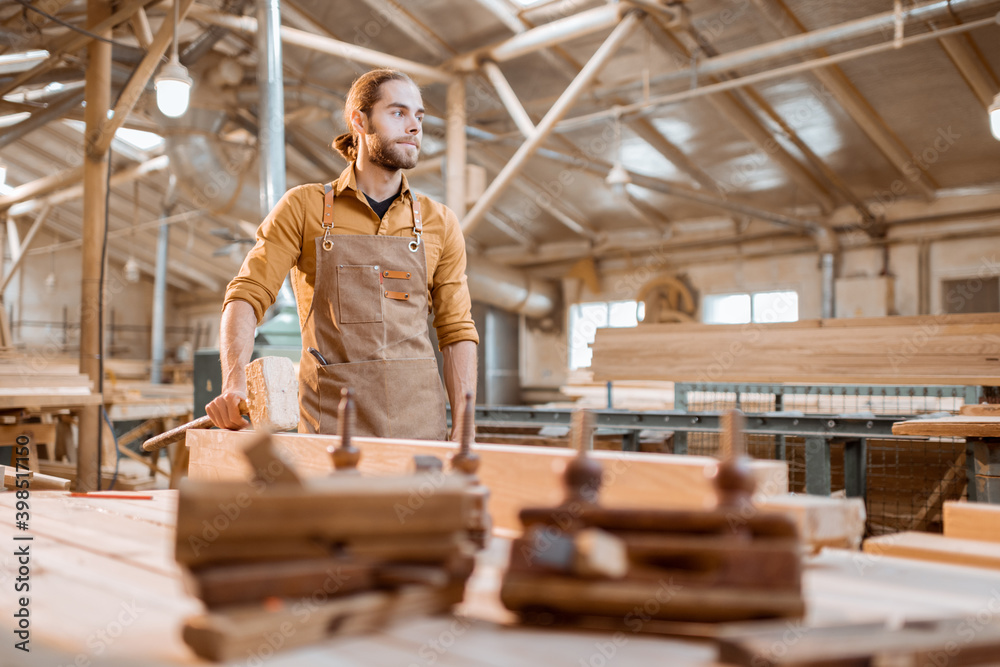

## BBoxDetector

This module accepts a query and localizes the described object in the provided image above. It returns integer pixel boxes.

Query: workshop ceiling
[1,0,999,289]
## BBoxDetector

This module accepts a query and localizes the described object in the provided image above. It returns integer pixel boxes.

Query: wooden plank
[960,404,1000,416]
[591,313,1000,385]
[862,531,1000,570]
[759,495,866,552]
[717,617,1000,666]
[943,500,1000,543]
[182,584,463,662]
[892,416,1000,437]
[186,430,789,533]
[36,459,156,491]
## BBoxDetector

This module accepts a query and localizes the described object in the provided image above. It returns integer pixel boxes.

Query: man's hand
[205,391,248,430]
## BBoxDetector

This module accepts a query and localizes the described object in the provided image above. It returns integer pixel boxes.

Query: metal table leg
[843,438,867,499]
[805,436,831,496]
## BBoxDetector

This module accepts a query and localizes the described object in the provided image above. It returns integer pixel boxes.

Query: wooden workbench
[893,415,1000,502]
[5,490,1000,666]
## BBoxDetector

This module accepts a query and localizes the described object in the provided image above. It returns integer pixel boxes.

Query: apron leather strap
[322,181,422,252]
[322,183,335,251]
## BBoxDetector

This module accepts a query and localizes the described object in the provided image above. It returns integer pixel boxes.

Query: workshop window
[703,290,798,324]
[568,300,642,370]
[942,276,999,314]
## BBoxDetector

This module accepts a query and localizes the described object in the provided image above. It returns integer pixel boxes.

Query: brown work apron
[297,183,448,440]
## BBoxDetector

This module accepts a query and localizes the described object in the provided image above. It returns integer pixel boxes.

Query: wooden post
[78,0,112,492]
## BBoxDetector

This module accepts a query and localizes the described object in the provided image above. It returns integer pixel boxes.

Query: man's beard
[366,132,419,171]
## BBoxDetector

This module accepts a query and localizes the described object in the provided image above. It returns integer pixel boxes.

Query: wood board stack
[590,313,1000,385]
[862,501,1000,570]
[0,356,99,410]
[500,412,804,629]
[176,434,480,662]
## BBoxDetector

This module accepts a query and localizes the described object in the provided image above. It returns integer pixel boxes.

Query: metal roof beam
[749,0,939,202]
[643,16,837,214]
[934,28,1000,108]
[461,12,640,235]
[450,3,629,71]
[187,4,451,84]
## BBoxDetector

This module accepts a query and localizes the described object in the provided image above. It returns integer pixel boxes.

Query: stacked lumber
[500,412,804,628]
[0,356,99,409]
[862,501,1000,570]
[590,313,1000,385]
[176,433,479,662]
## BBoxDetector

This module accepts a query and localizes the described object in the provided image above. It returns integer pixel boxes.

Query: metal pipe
[256,0,296,315]
[462,11,640,235]
[480,60,536,137]
[453,3,625,69]
[821,252,836,319]
[645,0,1000,91]
[748,0,937,201]
[446,76,468,217]
[557,14,998,134]
[466,254,557,317]
[188,6,452,83]
[256,0,285,217]
[151,173,177,384]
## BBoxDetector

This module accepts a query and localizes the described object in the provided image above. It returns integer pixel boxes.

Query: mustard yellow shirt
[224,164,479,349]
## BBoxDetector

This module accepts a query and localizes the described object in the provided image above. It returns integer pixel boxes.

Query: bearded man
[206,69,478,441]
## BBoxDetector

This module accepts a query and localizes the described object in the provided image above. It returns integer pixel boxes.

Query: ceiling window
[62,119,164,157]
[703,290,798,324]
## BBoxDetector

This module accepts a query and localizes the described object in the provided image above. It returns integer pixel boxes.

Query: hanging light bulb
[990,92,1000,141]
[155,0,192,118]
[44,247,56,293]
[156,58,192,117]
[124,256,140,283]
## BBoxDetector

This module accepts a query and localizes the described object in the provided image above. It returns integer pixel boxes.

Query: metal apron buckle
[408,231,421,253]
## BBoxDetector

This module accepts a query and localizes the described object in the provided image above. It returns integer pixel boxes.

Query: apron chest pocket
[337,265,383,324]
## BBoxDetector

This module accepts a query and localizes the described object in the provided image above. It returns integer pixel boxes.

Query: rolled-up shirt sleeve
[223,186,305,324]
[431,208,479,349]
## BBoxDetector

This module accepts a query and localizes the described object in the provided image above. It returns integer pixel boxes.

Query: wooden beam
[0,0,157,98]
[0,203,52,294]
[893,416,1000,438]
[129,8,155,50]
[863,531,1000,570]
[187,430,789,532]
